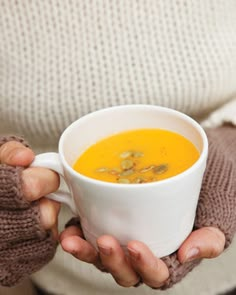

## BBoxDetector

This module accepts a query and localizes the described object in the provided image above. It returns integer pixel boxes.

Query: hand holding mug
[29,105,225,288]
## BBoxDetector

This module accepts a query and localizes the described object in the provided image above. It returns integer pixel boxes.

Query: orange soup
[73,128,199,184]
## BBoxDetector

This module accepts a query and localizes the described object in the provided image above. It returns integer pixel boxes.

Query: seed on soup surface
[73,128,199,184]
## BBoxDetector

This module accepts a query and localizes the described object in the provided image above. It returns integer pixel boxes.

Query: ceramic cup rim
[58,104,208,189]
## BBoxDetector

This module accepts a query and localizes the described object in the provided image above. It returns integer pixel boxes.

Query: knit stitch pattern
[195,126,236,247]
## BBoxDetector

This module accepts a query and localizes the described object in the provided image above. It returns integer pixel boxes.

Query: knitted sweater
[0,1,236,294]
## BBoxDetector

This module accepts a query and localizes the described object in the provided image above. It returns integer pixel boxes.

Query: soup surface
[73,128,199,184]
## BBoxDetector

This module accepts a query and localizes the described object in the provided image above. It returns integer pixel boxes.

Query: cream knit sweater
[0,1,236,294]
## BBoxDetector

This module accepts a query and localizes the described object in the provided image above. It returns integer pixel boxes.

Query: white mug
[31,105,208,257]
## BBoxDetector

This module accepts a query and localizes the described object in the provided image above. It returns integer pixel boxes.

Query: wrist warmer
[0,136,29,149]
[161,125,236,289]
[0,136,58,287]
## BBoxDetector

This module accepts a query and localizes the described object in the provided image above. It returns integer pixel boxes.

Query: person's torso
[1,0,236,148]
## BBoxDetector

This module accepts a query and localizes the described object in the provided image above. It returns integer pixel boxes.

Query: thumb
[0,141,34,166]
[178,227,225,263]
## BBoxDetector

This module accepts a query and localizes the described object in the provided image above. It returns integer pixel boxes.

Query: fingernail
[184,247,199,262]
[128,247,140,261]
[98,245,111,256]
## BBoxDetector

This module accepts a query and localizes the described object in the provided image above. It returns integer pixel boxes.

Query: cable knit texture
[0,1,236,146]
[0,137,58,287]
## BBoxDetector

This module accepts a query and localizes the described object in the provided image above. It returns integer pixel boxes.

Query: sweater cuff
[161,254,201,289]
[194,126,236,248]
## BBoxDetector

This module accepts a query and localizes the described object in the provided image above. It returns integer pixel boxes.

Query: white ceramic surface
[31,105,208,257]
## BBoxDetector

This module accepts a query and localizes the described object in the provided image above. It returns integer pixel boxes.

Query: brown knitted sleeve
[0,136,58,287]
[161,125,236,289]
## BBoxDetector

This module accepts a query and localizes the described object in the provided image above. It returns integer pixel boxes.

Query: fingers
[0,141,60,202]
[127,241,169,288]
[1,139,60,201]
[61,232,169,288]
[60,224,84,240]
[21,167,60,201]
[97,236,140,287]
[0,141,34,166]
[39,198,61,237]
[22,168,60,233]
[0,141,61,236]
[178,227,225,263]
[60,226,98,264]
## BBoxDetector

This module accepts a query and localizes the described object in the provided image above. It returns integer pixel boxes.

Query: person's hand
[60,221,225,289]
[0,140,61,238]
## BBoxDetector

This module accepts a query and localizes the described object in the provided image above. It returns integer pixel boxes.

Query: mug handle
[30,153,76,214]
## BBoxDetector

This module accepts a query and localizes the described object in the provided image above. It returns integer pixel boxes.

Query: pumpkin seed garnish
[139,165,155,173]
[118,178,130,184]
[120,151,133,159]
[95,150,168,184]
[133,151,144,158]
[121,159,134,170]
[133,177,146,183]
[120,169,134,176]
[109,168,121,175]
[153,164,168,174]
[96,167,109,173]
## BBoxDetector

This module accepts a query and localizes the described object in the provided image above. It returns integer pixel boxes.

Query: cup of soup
[31,105,208,257]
